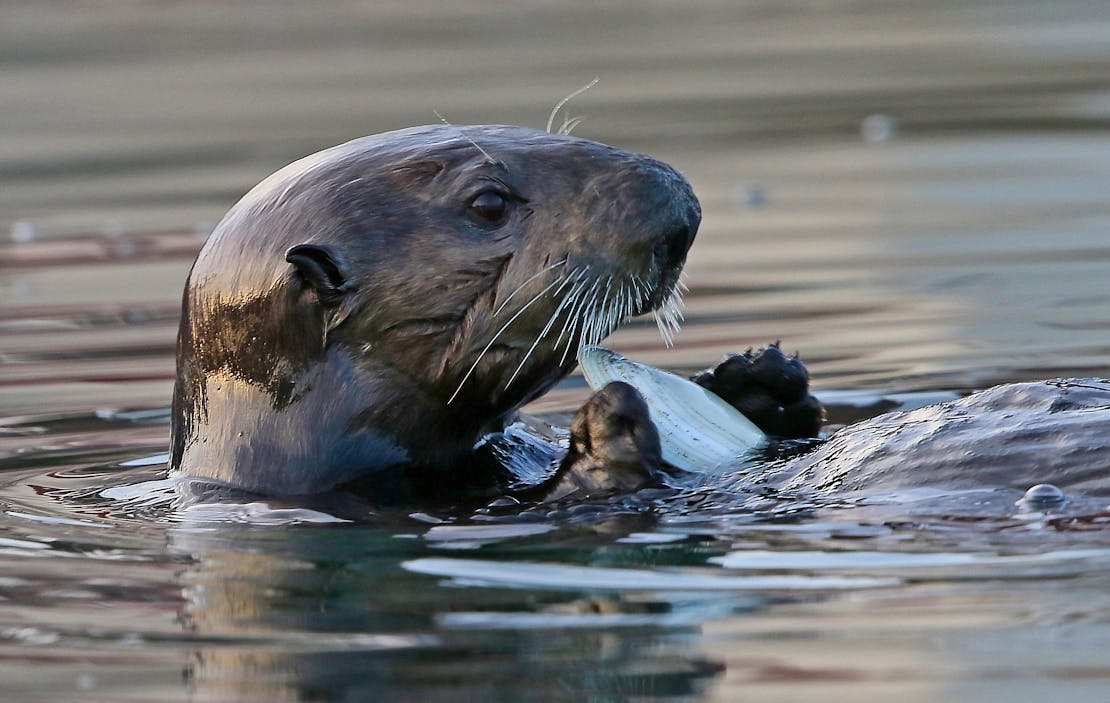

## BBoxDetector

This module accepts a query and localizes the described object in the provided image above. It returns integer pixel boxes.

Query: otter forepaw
[691,343,824,439]
[542,382,664,502]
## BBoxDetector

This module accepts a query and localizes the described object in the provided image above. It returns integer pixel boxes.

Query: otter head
[171,125,700,495]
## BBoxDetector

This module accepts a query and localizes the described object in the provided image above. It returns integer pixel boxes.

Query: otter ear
[285,244,351,305]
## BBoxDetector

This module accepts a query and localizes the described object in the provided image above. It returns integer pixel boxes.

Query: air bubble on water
[860,114,897,144]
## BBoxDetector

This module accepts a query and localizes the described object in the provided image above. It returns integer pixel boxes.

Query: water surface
[2,2,1110,701]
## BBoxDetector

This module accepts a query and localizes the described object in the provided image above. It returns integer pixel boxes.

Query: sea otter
[170,124,714,496]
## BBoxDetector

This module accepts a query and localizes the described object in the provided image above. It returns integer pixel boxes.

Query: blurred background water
[1,1,1109,701]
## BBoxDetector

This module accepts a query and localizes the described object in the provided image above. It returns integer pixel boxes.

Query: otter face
[172,125,699,491]
[302,126,699,412]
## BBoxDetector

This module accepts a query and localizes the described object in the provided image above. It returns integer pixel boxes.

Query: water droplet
[1020,483,1065,506]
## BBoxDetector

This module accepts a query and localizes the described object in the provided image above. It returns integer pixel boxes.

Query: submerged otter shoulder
[776,378,1110,497]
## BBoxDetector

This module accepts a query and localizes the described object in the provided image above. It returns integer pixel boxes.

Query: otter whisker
[652,276,687,347]
[503,266,586,389]
[551,268,592,353]
[559,275,601,363]
[612,286,627,333]
[591,291,617,348]
[557,116,586,136]
[593,305,610,347]
[630,275,649,307]
[560,275,603,365]
[536,266,585,344]
[607,286,627,338]
[586,275,614,347]
[596,284,619,346]
[575,277,633,359]
[553,270,595,351]
[549,264,584,300]
[581,300,599,350]
[577,307,597,354]
[656,301,676,345]
[545,77,600,134]
[584,276,613,347]
[628,280,643,316]
[493,257,568,316]
[448,275,565,404]
[654,313,673,346]
[611,284,625,334]
[433,110,497,165]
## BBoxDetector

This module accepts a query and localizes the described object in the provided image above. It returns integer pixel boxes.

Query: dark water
[3,2,1110,701]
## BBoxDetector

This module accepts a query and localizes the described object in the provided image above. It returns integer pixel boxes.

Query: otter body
[171,125,699,495]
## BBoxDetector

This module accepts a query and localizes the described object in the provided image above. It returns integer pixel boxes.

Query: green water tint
[4,0,1110,700]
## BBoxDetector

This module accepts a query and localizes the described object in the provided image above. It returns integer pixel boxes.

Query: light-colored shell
[578,346,767,473]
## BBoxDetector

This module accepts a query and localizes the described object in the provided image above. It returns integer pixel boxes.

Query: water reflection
[168,523,728,702]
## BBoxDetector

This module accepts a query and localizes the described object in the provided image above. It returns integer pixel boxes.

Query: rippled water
[2,2,1110,701]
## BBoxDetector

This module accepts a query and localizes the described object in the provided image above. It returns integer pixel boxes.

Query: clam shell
[578,346,767,473]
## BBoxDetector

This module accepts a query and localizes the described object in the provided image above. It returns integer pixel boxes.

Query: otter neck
[173,348,499,495]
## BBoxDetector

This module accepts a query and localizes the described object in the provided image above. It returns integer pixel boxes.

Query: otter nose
[653,209,698,272]
[649,190,700,273]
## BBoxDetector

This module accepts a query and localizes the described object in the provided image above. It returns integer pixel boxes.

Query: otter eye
[468,191,508,224]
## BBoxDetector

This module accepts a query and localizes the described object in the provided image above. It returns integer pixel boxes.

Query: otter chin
[170,125,700,496]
